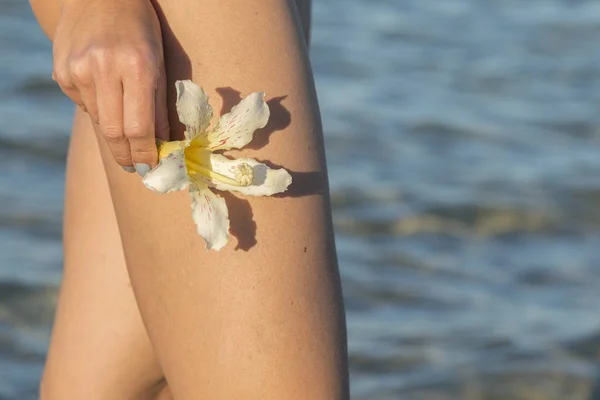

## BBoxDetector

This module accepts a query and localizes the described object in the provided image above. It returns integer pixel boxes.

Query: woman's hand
[52,0,169,175]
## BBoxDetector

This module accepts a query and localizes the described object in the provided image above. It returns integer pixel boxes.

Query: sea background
[2,0,600,399]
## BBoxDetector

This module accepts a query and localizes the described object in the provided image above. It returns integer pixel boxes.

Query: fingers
[70,57,99,124]
[123,65,160,176]
[53,51,135,173]
[76,81,99,125]
[51,69,84,111]
[53,56,100,123]
[54,47,164,176]
[97,78,134,171]
[154,66,171,143]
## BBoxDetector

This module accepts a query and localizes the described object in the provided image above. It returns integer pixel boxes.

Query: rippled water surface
[3,0,600,399]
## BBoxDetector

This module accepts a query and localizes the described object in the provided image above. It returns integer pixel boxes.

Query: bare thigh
[39,1,331,399]
[40,110,168,400]
[99,0,348,398]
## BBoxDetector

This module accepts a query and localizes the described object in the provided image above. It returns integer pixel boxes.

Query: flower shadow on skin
[150,7,301,251]
[154,4,259,251]
[266,163,327,198]
[214,87,325,250]
[216,87,326,198]
[214,87,293,251]
[215,87,290,150]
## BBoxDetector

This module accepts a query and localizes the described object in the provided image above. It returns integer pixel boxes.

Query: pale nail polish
[122,166,136,173]
[135,163,151,177]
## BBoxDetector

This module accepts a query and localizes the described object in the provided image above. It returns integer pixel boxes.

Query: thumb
[155,66,171,142]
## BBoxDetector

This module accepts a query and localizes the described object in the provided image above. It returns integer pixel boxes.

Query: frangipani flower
[142,80,292,250]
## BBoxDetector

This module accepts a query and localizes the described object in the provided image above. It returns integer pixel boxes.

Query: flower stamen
[235,163,254,186]
[186,159,253,187]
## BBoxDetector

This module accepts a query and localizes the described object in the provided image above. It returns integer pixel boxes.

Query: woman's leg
[96,0,348,399]
[35,1,319,398]
[40,110,171,400]
[295,0,312,43]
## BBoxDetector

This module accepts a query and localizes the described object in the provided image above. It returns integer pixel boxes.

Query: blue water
[3,0,600,398]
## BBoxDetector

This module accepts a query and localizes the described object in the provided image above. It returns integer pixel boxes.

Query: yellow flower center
[157,139,253,187]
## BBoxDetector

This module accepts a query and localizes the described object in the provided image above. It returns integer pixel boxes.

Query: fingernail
[135,163,151,177]
[122,166,136,173]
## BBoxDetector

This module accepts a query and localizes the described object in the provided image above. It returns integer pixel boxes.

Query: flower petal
[206,92,270,150]
[142,149,190,193]
[207,154,292,196]
[175,80,213,140]
[190,185,230,251]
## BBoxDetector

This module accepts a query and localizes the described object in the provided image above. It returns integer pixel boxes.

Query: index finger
[123,72,159,176]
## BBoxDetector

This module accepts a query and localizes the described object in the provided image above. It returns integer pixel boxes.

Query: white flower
[142,80,292,250]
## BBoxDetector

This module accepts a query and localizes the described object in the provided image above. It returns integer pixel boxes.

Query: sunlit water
[3,0,600,398]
